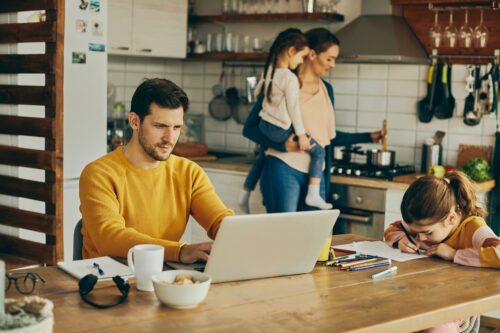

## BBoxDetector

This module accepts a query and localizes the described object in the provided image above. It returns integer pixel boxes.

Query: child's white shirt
[257,68,306,136]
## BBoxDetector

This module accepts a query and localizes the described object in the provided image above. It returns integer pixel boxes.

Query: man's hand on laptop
[179,242,212,263]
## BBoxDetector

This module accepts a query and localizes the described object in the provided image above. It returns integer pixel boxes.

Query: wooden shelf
[189,12,344,24]
[391,0,493,5]
[187,52,268,61]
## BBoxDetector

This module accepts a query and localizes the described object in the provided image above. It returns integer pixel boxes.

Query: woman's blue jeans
[259,156,326,213]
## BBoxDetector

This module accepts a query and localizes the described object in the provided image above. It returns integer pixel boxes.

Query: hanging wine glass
[473,9,488,48]
[428,11,442,48]
[443,11,458,48]
[458,10,473,48]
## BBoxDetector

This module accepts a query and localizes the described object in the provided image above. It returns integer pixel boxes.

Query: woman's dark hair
[263,28,308,103]
[130,78,189,122]
[305,27,340,54]
[401,171,486,226]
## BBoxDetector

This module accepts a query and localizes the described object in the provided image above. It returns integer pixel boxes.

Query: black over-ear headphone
[78,274,130,309]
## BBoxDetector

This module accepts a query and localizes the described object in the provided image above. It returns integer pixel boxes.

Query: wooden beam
[0,115,53,138]
[51,0,65,262]
[0,145,54,170]
[0,204,55,235]
[0,0,56,13]
[0,22,55,44]
[0,175,54,203]
[0,234,55,265]
[0,54,54,74]
[0,84,54,106]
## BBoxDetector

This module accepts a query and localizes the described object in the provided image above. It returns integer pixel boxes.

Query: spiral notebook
[57,256,133,280]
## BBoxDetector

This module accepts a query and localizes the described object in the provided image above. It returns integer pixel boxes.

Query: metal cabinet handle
[339,213,371,223]
[112,46,130,51]
[137,48,152,53]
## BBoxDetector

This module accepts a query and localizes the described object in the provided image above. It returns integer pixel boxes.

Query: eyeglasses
[5,272,46,294]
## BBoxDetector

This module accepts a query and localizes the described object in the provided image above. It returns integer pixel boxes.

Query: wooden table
[4,234,500,333]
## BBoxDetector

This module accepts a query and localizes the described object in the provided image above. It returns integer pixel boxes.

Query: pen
[400,223,416,245]
[346,262,390,272]
[371,266,398,280]
[92,262,105,276]
[400,223,426,254]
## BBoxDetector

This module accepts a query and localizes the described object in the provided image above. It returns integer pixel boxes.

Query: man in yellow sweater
[79,79,234,263]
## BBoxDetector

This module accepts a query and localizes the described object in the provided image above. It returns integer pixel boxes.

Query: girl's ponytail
[262,28,308,103]
[447,171,486,218]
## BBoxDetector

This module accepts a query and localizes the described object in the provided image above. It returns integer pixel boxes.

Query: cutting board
[456,144,493,168]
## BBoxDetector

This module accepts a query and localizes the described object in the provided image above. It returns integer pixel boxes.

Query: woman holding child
[242,27,382,214]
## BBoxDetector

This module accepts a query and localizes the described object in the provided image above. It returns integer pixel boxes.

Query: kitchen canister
[421,142,442,173]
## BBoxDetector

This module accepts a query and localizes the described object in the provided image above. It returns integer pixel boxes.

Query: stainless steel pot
[366,149,396,168]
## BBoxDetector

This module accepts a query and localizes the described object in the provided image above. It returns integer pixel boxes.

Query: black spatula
[435,64,455,119]
[418,64,437,123]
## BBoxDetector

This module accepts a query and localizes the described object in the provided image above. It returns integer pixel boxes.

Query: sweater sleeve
[242,94,287,152]
[283,74,306,135]
[189,165,234,240]
[454,224,500,268]
[80,164,184,262]
[384,220,408,248]
[332,131,372,146]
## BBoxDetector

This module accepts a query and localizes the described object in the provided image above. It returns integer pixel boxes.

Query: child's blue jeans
[244,148,265,191]
[258,120,325,179]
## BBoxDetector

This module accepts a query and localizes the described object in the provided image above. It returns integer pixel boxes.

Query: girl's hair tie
[443,177,450,184]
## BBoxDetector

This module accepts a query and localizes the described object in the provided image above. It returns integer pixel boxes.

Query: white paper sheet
[333,241,427,262]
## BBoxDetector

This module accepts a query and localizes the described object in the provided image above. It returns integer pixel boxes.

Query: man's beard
[138,127,172,161]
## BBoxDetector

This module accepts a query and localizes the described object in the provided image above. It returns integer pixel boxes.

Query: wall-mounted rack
[428,1,499,12]
[430,49,500,64]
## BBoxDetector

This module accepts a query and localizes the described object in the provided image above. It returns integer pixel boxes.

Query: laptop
[167,210,340,283]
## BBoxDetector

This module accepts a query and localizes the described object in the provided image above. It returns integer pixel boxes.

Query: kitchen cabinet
[181,168,265,243]
[108,0,188,58]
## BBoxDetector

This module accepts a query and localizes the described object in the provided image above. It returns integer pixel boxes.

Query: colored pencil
[347,262,390,272]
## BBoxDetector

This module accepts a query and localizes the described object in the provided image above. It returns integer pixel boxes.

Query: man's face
[135,102,184,162]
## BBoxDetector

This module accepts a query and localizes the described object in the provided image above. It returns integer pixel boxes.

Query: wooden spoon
[381,119,388,152]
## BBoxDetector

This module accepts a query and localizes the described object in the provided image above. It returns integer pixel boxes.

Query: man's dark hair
[130,78,189,122]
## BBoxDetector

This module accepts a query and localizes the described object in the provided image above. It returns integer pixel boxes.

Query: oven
[330,184,386,240]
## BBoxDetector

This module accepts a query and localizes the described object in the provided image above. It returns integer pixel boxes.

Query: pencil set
[325,254,391,272]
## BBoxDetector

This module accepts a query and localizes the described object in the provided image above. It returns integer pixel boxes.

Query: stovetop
[331,162,415,181]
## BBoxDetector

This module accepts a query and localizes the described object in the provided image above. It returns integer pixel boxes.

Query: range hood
[335,0,428,64]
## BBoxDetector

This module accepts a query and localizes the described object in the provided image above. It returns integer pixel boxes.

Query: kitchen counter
[196,160,496,193]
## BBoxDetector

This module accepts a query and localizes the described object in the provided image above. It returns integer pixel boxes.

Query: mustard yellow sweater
[79,148,234,261]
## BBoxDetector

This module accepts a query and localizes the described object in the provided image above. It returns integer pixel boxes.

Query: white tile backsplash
[332,78,358,94]
[388,65,419,80]
[358,79,387,96]
[387,97,417,114]
[388,80,419,97]
[357,95,386,112]
[109,58,496,159]
[359,64,388,79]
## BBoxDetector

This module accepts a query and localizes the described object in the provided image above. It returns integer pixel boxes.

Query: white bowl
[152,270,211,309]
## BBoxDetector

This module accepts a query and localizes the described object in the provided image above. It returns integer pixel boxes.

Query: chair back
[73,219,83,260]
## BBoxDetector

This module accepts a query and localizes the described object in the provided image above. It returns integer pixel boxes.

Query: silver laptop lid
[205,210,340,283]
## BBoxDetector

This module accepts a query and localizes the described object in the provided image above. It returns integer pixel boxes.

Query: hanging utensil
[464,65,481,126]
[435,63,455,119]
[209,70,232,121]
[418,63,438,123]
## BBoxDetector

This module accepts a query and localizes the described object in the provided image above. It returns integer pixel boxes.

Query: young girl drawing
[239,28,332,213]
[385,171,499,333]
[385,171,499,268]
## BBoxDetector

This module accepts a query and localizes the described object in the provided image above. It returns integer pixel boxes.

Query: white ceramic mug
[127,244,164,291]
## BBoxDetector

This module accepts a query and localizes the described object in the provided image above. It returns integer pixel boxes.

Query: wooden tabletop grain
[4,234,500,333]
